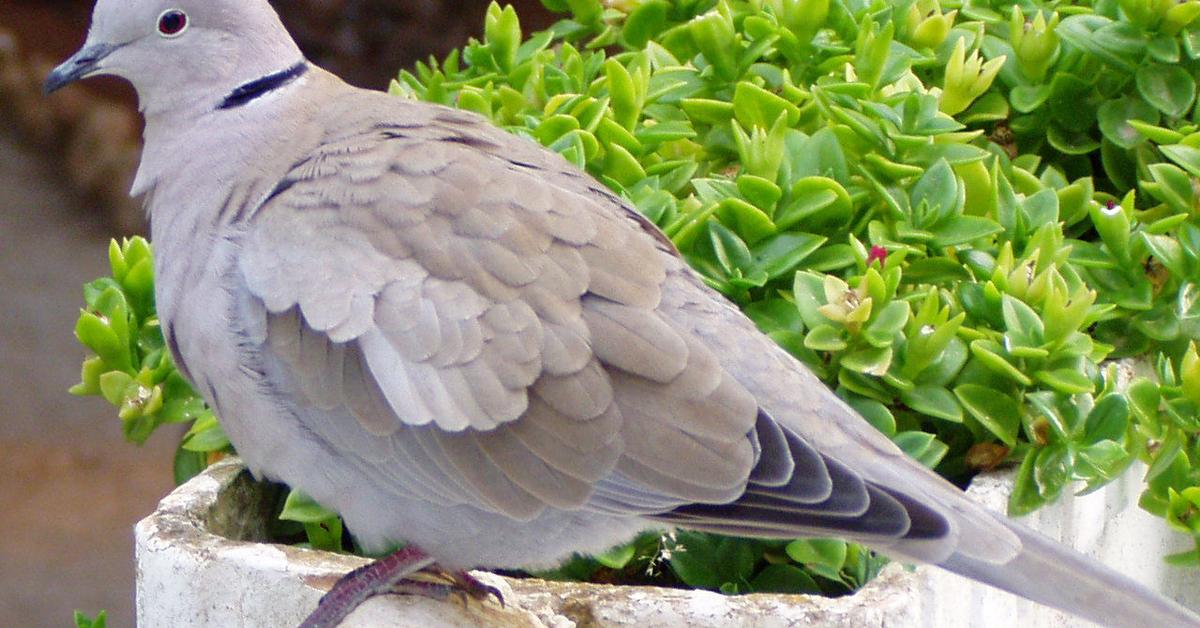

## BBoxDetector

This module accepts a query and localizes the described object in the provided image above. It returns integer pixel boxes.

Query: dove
[45,1,1200,627]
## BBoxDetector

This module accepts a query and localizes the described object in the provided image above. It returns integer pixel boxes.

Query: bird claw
[454,571,506,608]
[423,567,505,607]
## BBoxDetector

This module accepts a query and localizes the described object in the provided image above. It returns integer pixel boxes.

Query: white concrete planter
[136,457,1200,627]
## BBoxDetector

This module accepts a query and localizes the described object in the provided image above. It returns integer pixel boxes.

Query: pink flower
[868,245,888,266]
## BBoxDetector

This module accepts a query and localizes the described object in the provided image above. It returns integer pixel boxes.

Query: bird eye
[157,9,188,37]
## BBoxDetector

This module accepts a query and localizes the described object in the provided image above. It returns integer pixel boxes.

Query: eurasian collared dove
[45,1,1200,627]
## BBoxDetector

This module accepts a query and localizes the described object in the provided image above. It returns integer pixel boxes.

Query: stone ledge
[135,457,1200,627]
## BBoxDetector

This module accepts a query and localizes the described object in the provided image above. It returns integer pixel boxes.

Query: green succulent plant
[72,0,1200,595]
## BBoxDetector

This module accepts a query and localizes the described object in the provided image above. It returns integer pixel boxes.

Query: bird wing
[236,96,769,520]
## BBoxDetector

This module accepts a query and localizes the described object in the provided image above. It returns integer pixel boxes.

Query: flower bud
[940,38,1006,115]
[768,0,830,45]
[1181,342,1200,405]
[1163,1,1200,35]
[691,5,739,80]
[1010,8,1060,83]
[1119,0,1173,29]
[906,0,957,49]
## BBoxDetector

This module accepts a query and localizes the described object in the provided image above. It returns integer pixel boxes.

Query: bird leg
[297,545,503,628]
[299,545,432,628]
[432,567,506,607]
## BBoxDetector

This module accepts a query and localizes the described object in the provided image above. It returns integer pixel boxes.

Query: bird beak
[44,42,119,95]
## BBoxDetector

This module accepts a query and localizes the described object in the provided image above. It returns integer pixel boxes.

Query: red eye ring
[157,9,188,37]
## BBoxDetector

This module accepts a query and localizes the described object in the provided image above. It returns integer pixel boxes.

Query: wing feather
[240,102,802,523]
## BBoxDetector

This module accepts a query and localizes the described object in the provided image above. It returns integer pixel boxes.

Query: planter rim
[136,454,1199,627]
[137,456,921,627]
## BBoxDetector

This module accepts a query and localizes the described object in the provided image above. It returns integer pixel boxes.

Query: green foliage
[534,531,669,583]
[70,237,228,484]
[70,238,341,548]
[73,610,106,628]
[72,0,1200,594]
[279,490,346,553]
[533,531,885,594]
[665,533,879,594]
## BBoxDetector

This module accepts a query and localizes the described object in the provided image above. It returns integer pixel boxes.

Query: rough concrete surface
[137,456,1200,628]
[0,128,176,626]
[136,459,921,628]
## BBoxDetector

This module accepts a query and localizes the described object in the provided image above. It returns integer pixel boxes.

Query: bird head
[45,0,303,117]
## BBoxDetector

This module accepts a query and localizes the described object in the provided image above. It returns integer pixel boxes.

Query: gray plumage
[45,1,1200,626]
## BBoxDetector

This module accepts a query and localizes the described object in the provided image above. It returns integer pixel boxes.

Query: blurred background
[0,1,552,624]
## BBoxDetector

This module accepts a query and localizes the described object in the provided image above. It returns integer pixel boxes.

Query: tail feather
[920,513,1199,627]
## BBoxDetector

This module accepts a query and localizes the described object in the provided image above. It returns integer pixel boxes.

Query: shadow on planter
[135,457,1200,628]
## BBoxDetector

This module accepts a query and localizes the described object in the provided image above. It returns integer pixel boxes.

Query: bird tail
[796,392,1200,627]
[928,511,1200,628]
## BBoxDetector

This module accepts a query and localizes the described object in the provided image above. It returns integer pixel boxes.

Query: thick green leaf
[715,536,759,584]
[892,430,943,466]
[1136,64,1197,118]
[1033,444,1072,502]
[1142,233,1190,279]
[848,395,897,436]
[717,197,776,244]
[1056,16,1137,72]
[1009,84,1050,113]
[1075,441,1131,492]
[863,301,910,347]
[594,542,637,569]
[840,346,894,376]
[1033,369,1095,394]
[734,81,801,129]
[749,232,827,279]
[803,244,857,272]
[1009,450,1045,515]
[181,412,230,452]
[737,174,782,211]
[1165,549,1200,567]
[280,489,339,524]
[901,257,972,283]
[1146,164,1195,215]
[621,0,670,48]
[1147,34,1181,64]
[1047,73,1096,133]
[785,538,847,569]
[955,383,1022,446]
[74,611,107,628]
[914,336,969,387]
[669,532,744,591]
[750,564,823,594]
[98,371,134,407]
[776,177,853,231]
[1161,144,1200,178]
[929,215,1002,247]
[745,298,804,334]
[910,159,960,226]
[804,324,848,351]
[1096,96,1159,149]
[1002,295,1045,349]
[901,385,963,422]
[76,311,131,373]
[1145,428,1184,483]
[681,96,735,123]
[1046,125,1101,155]
[173,446,207,486]
[705,220,753,275]
[971,340,1033,384]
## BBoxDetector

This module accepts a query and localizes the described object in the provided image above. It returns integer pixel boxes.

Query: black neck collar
[218,61,308,110]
